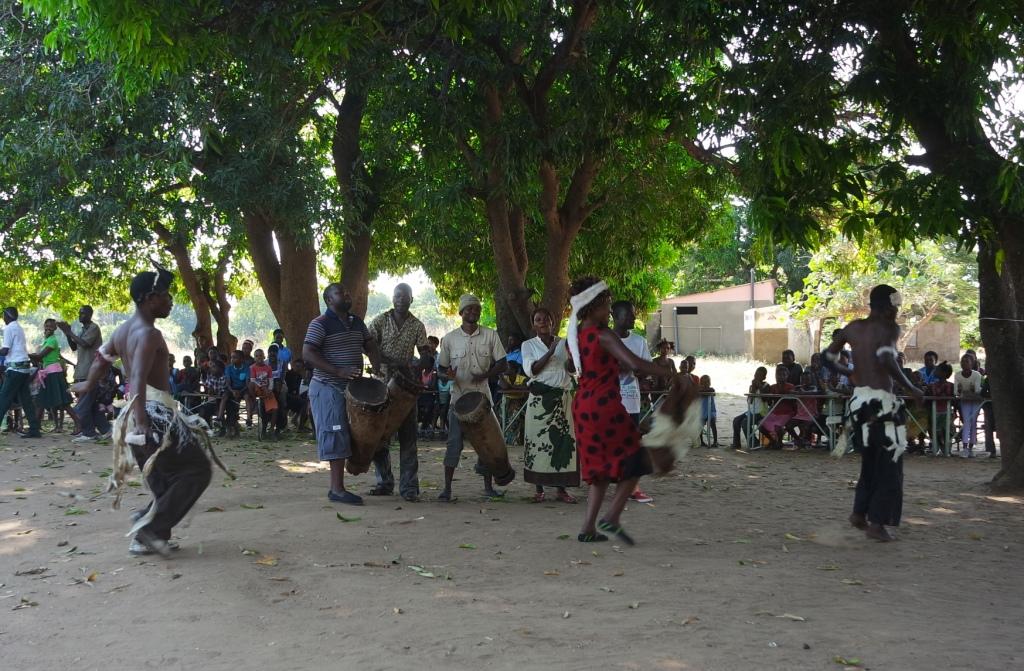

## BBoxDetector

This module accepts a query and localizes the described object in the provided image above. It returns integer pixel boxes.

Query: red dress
[572,326,648,483]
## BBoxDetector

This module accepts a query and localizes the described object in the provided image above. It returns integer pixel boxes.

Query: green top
[41,335,61,366]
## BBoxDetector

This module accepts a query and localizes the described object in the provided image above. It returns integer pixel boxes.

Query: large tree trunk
[154,224,214,352]
[488,198,534,339]
[333,80,384,319]
[537,155,600,330]
[980,224,1024,491]
[482,85,534,338]
[243,209,320,350]
[201,247,237,353]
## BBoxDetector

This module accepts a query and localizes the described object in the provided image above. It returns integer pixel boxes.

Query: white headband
[567,281,609,374]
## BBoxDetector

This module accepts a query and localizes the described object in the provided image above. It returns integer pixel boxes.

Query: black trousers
[852,421,903,526]
[131,435,212,540]
[372,406,419,497]
[731,412,764,447]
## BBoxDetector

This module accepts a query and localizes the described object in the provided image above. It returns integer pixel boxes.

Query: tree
[708,0,1024,488]
[789,237,979,352]
[0,4,252,347]
[666,203,811,300]
[397,1,733,337]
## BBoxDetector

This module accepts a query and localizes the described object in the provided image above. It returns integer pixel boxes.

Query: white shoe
[98,431,112,440]
[71,434,98,443]
[128,539,180,556]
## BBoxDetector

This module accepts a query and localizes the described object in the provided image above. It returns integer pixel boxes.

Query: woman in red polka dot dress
[568,277,668,544]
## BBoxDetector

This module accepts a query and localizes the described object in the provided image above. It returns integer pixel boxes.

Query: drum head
[346,377,388,405]
[453,391,488,415]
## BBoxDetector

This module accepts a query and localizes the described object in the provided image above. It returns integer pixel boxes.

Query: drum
[345,377,390,475]
[378,371,423,440]
[641,373,702,475]
[452,391,516,485]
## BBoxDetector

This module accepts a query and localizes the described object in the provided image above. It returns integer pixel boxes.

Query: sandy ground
[2,400,1021,671]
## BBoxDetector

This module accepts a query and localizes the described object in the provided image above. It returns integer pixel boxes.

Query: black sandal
[598,520,635,546]
[368,485,393,496]
[577,532,609,543]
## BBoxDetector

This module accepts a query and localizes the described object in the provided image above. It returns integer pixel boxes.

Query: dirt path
[2,408,1021,671]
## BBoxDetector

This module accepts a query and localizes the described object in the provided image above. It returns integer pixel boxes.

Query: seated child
[224,350,249,437]
[732,366,770,449]
[199,360,229,432]
[788,371,822,448]
[928,362,955,455]
[760,365,796,449]
[249,349,280,440]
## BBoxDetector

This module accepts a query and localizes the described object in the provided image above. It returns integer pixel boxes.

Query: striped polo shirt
[303,309,370,389]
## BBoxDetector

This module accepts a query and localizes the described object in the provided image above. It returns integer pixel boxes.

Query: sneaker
[72,434,98,443]
[629,489,654,504]
[132,528,173,558]
[129,538,180,556]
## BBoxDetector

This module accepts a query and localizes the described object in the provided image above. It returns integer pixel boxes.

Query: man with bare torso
[74,269,216,557]
[823,284,923,542]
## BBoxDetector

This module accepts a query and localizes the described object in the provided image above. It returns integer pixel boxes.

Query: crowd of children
[180,333,312,440]
[725,348,997,457]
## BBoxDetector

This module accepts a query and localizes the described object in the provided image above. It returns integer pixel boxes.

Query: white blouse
[954,369,982,397]
[522,336,572,390]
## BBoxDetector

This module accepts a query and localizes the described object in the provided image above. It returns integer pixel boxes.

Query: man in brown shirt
[58,306,109,441]
[368,283,429,501]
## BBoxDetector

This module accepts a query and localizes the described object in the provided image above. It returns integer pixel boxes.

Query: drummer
[437,294,507,502]
[302,283,382,506]
[367,283,430,502]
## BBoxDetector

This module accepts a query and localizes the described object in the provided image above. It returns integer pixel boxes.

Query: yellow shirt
[438,325,506,404]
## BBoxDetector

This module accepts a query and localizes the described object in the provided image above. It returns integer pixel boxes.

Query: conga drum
[345,377,390,475]
[452,391,516,486]
[641,373,702,475]
[378,371,423,440]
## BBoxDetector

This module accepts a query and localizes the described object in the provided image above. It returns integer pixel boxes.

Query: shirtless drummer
[74,268,226,557]
[822,284,924,542]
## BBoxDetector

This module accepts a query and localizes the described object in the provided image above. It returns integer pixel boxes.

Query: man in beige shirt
[437,294,507,501]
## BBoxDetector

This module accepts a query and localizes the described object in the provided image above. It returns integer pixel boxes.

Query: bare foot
[848,512,867,530]
[865,524,896,542]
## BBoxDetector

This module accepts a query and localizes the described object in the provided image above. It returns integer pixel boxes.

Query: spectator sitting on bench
[760,365,796,450]
[928,362,955,455]
[199,359,228,432]
[731,366,770,449]
[788,370,822,448]
[249,348,280,440]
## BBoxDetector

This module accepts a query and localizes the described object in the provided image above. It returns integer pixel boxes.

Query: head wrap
[566,280,609,374]
[458,293,481,314]
[869,284,899,311]
[130,267,174,304]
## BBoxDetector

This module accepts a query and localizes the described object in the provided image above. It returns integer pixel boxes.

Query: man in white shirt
[0,307,42,437]
[437,294,508,501]
[611,301,653,503]
[611,301,652,420]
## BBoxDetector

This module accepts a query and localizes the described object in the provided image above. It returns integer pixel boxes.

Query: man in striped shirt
[303,283,382,506]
